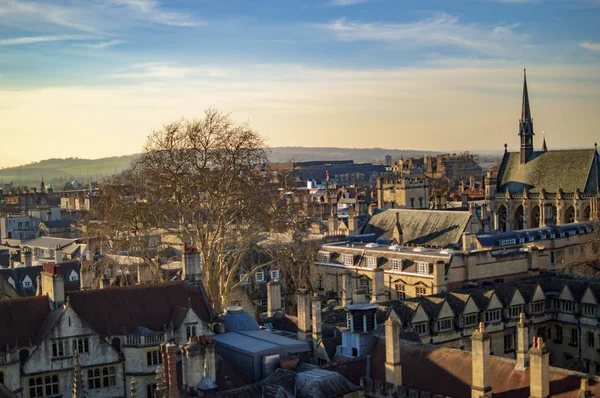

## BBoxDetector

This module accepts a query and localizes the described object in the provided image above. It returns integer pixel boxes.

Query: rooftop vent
[365,243,379,248]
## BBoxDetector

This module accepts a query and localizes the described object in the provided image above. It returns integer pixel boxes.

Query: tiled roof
[0,296,50,348]
[68,280,212,335]
[362,209,472,248]
[497,149,599,193]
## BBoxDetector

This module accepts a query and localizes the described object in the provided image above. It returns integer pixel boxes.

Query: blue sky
[1,0,599,167]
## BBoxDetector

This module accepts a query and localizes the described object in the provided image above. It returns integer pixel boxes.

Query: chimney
[41,264,65,308]
[371,267,385,303]
[21,247,32,267]
[54,245,63,264]
[35,275,42,296]
[471,322,492,398]
[352,288,368,305]
[515,313,529,370]
[182,245,201,282]
[577,378,592,398]
[267,280,282,317]
[79,263,94,291]
[461,193,469,208]
[101,274,111,289]
[341,272,353,307]
[385,316,402,386]
[296,289,311,340]
[163,343,180,398]
[182,338,201,391]
[529,336,549,398]
[432,261,446,294]
[462,232,472,252]
[311,293,322,353]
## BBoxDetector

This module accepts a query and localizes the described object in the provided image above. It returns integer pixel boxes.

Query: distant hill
[0,147,500,187]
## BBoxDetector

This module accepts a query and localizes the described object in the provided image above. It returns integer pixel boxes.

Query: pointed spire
[72,349,86,398]
[519,69,535,164]
[542,132,547,152]
[521,68,532,124]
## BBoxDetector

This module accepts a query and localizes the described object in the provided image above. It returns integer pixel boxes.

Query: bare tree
[88,109,316,313]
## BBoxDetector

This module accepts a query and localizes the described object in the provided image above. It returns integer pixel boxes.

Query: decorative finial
[478,321,485,333]
[130,378,138,398]
[187,296,191,309]
[504,143,508,153]
[519,312,525,325]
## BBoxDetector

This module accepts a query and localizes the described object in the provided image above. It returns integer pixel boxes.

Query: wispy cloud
[579,41,600,51]
[496,0,539,3]
[318,14,526,57]
[109,0,201,27]
[109,62,229,79]
[0,34,91,46]
[75,39,126,49]
[328,0,369,6]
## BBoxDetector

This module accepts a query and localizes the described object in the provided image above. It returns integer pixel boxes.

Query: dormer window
[507,305,523,319]
[499,239,516,246]
[550,233,556,239]
[23,280,32,287]
[560,300,575,313]
[270,270,280,281]
[416,261,431,274]
[344,254,354,266]
[68,271,79,282]
[255,271,265,283]
[390,259,403,271]
[436,317,453,332]
[239,273,249,285]
[484,309,501,323]
[414,322,428,336]
[460,313,478,328]
[519,238,525,244]
[318,251,331,263]
[365,257,377,269]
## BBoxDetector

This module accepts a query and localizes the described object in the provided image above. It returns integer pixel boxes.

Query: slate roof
[497,149,600,193]
[368,337,600,398]
[362,209,472,248]
[22,237,77,249]
[0,296,51,348]
[68,280,213,335]
[0,261,80,297]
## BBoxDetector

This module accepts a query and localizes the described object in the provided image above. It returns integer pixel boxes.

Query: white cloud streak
[0,34,91,46]
[109,62,229,79]
[579,41,600,51]
[75,39,126,49]
[328,0,369,6]
[108,0,200,27]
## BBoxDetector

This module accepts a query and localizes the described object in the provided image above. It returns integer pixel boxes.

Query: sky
[0,0,599,167]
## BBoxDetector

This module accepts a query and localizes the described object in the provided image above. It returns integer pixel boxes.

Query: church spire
[519,69,534,164]
[542,132,547,152]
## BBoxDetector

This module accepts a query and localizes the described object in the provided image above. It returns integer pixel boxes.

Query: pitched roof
[0,261,80,297]
[0,296,50,349]
[368,337,600,397]
[361,209,472,248]
[497,149,599,193]
[68,280,212,335]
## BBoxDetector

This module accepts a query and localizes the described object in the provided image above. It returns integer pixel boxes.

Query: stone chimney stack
[471,322,492,398]
[21,247,32,267]
[341,272,353,307]
[54,245,63,264]
[462,232,472,252]
[577,378,592,398]
[433,261,446,294]
[385,316,402,386]
[41,263,65,308]
[352,288,368,304]
[515,313,529,370]
[100,274,111,289]
[529,336,549,398]
[371,267,385,303]
[311,293,322,353]
[163,343,180,398]
[267,280,282,317]
[296,289,311,340]
[182,244,201,282]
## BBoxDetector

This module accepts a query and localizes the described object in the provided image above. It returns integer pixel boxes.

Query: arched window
[514,206,524,230]
[546,204,557,226]
[583,206,591,221]
[497,205,508,232]
[530,206,540,228]
[564,206,575,224]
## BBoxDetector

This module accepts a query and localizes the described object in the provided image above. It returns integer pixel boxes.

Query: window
[69,272,79,282]
[499,239,516,246]
[28,375,59,398]
[550,251,555,264]
[419,197,423,207]
[28,377,43,398]
[366,257,377,268]
[461,313,478,328]
[395,284,405,300]
[318,252,331,263]
[555,325,563,343]
[415,287,426,297]
[570,329,579,347]
[72,338,89,354]
[317,275,324,290]
[390,259,403,271]
[582,304,596,317]
[359,279,371,297]
[507,305,523,319]
[437,318,453,332]
[239,273,249,285]
[561,300,575,313]
[344,254,354,266]
[280,298,285,309]
[530,301,545,314]
[414,322,428,336]
[23,280,32,287]
[484,309,501,323]
[410,198,415,208]
[51,341,69,357]
[504,334,513,352]
[147,350,162,366]
[588,331,595,347]
[255,271,265,283]
[186,325,197,340]
[346,312,352,329]
[87,369,101,390]
[260,298,268,313]
[416,261,430,275]
[102,367,116,387]
[270,270,280,281]
[317,357,327,366]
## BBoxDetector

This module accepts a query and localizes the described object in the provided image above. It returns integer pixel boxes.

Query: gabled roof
[362,209,472,248]
[0,261,80,297]
[0,296,50,349]
[496,149,599,193]
[68,280,212,335]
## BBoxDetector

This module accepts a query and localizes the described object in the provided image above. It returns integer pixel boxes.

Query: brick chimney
[296,289,311,341]
[385,316,402,386]
[54,245,63,264]
[267,280,282,317]
[41,263,65,308]
[529,336,549,398]
[371,267,385,303]
[432,261,446,294]
[311,293,322,353]
[162,343,180,398]
[182,244,201,282]
[515,312,529,370]
[471,322,492,398]
[21,247,32,267]
[341,272,353,307]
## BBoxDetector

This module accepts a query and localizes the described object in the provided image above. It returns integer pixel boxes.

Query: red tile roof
[0,296,50,349]
[68,280,212,335]
[368,337,599,397]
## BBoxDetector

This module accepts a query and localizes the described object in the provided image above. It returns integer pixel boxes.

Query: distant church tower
[519,69,534,164]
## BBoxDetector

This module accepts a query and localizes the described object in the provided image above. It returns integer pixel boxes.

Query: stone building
[485,70,600,233]
[375,176,429,210]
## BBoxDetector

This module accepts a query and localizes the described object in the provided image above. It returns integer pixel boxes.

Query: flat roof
[239,330,310,351]
[212,331,279,354]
